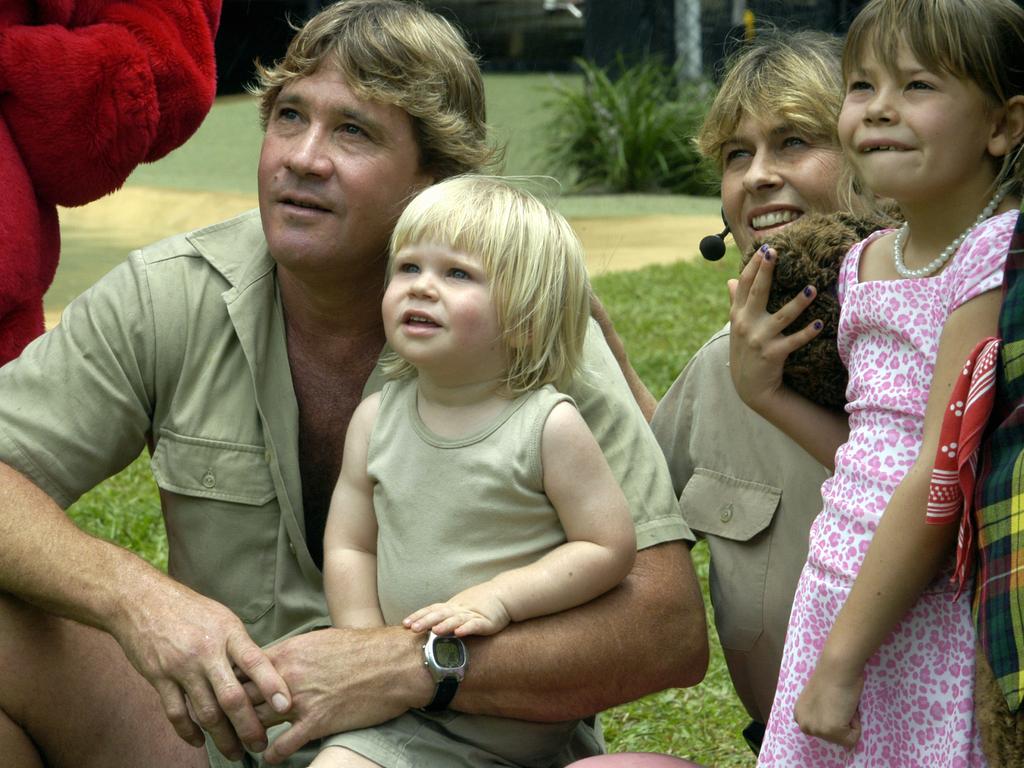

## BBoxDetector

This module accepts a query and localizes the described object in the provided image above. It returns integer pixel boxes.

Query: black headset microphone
[699,207,731,261]
[699,225,730,261]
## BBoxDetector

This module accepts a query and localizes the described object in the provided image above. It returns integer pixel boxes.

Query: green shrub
[542,57,715,195]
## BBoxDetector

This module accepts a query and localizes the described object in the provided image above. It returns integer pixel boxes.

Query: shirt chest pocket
[151,429,280,624]
[681,468,781,651]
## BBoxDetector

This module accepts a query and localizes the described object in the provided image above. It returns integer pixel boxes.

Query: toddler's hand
[794,661,864,750]
[729,245,822,413]
[403,589,511,637]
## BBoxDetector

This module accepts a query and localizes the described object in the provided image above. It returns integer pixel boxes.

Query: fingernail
[272,693,290,712]
[251,739,268,753]
[759,243,769,254]
[813,320,823,330]
[762,250,772,262]
[804,286,814,298]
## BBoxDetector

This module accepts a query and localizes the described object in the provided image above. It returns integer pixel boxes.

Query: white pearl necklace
[893,188,1008,278]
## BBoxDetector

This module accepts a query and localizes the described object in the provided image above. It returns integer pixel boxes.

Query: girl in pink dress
[729,0,1024,764]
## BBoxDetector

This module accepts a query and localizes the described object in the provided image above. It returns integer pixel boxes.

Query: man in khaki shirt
[0,2,707,766]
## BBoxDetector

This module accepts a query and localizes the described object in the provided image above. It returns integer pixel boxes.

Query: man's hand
[112,581,292,760]
[248,626,431,764]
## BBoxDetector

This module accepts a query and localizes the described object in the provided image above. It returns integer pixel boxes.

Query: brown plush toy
[741,208,901,410]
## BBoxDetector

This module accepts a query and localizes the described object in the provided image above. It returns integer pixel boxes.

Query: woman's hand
[728,245,822,415]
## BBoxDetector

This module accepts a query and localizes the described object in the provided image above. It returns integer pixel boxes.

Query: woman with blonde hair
[651,29,855,755]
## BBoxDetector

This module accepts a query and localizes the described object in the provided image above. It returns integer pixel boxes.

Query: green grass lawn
[56,72,754,765]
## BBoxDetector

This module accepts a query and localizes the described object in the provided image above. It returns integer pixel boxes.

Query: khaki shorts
[321,710,598,768]
[204,724,321,768]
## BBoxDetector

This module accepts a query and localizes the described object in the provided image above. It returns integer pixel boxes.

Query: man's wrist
[420,632,468,711]
[385,627,436,709]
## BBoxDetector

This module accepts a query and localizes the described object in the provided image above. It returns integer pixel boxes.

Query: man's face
[258,64,434,280]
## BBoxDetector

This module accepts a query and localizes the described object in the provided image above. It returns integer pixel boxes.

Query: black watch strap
[423,676,459,712]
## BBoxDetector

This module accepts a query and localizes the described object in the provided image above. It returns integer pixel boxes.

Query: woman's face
[720,115,843,254]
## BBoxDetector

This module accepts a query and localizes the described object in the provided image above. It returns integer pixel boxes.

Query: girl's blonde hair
[844,0,1024,196]
[384,176,590,395]
[248,0,497,180]
[697,30,845,169]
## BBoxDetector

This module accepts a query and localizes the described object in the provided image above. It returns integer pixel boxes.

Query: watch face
[434,637,466,669]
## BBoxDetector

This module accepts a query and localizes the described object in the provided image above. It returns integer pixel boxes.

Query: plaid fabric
[975,208,1024,712]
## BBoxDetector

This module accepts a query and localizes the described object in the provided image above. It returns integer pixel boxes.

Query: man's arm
[457,540,705,717]
[258,540,706,764]
[590,291,658,421]
[0,462,291,760]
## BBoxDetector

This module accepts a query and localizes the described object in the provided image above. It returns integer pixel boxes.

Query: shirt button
[288,540,296,556]
[201,470,216,489]
[264,449,273,464]
[719,504,733,523]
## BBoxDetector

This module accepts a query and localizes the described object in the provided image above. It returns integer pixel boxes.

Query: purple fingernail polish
[804,286,814,298]
[759,244,769,254]
[813,320,823,330]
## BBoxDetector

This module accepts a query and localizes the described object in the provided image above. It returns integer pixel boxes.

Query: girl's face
[382,243,507,386]
[720,116,843,255]
[838,42,1001,210]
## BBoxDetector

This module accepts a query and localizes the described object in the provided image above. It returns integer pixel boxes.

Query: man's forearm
[0,461,158,631]
[589,291,658,422]
[452,541,707,721]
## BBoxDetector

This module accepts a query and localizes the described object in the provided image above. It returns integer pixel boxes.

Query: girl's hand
[794,659,864,749]
[728,245,823,414]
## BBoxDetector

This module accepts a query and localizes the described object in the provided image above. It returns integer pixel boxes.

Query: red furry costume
[0,0,221,364]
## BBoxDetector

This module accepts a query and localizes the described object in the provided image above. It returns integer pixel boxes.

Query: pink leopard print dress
[758,210,1017,767]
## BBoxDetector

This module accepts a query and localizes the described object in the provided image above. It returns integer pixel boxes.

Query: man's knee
[0,593,65,708]
[0,705,44,768]
[0,593,64,766]
[310,746,382,767]
[0,592,206,768]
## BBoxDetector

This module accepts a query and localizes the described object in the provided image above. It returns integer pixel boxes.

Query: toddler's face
[383,243,507,386]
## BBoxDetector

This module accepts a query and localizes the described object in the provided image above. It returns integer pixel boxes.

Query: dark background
[214,0,874,93]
